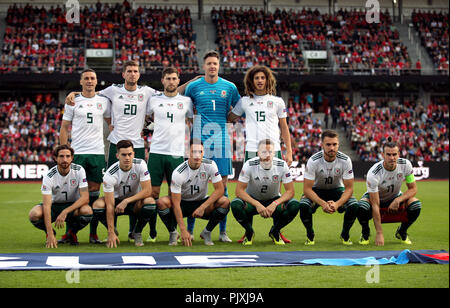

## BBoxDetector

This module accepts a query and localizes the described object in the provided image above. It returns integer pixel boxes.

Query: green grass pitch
[0,181,448,288]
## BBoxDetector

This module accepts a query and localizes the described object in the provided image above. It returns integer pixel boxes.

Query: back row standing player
[182,50,241,242]
[228,65,293,243]
[60,69,110,244]
[65,61,158,241]
[65,62,194,242]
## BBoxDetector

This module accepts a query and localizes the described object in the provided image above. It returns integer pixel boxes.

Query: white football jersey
[102,158,151,199]
[231,94,287,152]
[238,157,292,200]
[304,150,354,189]
[62,94,110,154]
[147,93,193,157]
[365,158,414,202]
[170,159,222,201]
[41,164,88,203]
[101,84,157,148]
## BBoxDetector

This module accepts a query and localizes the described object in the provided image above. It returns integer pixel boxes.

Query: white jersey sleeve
[238,160,251,183]
[209,160,222,184]
[276,97,287,118]
[304,157,316,181]
[231,98,244,116]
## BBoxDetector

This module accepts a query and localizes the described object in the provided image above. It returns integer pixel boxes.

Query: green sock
[206,207,229,232]
[399,200,422,235]
[357,200,372,239]
[231,198,254,239]
[158,208,176,233]
[341,199,359,240]
[134,204,156,234]
[89,191,100,235]
[272,199,301,234]
[299,199,315,240]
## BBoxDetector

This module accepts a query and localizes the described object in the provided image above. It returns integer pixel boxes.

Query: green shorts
[180,198,210,219]
[245,151,282,162]
[73,154,105,183]
[114,198,137,216]
[301,187,357,213]
[148,153,184,187]
[234,196,290,216]
[107,143,146,168]
[39,202,75,221]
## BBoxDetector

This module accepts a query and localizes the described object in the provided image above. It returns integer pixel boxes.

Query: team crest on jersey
[221,90,227,98]
[138,94,144,102]
[267,101,274,108]
[97,103,103,110]
[200,172,207,180]
[130,173,137,180]
[398,173,403,179]
[177,102,183,109]
[70,179,77,187]
[272,175,279,183]
[335,168,341,175]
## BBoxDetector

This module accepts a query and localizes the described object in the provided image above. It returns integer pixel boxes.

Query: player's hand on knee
[115,200,128,214]
[55,212,67,229]
[388,199,400,213]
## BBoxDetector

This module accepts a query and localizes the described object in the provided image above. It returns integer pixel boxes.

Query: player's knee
[92,198,105,209]
[156,196,171,210]
[230,198,245,211]
[143,196,155,205]
[29,205,43,221]
[346,198,359,213]
[299,198,313,214]
[79,205,93,216]
[407,199,422,212]
[217,196,230,209]
[286,199,301,214]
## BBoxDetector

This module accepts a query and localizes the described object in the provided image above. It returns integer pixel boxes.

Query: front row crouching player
[230,139,300,245]
[29,145,93,248]
[357,139,421,246]
[156,139,230,246]
[298,130,359,245]
[92,140,156,248]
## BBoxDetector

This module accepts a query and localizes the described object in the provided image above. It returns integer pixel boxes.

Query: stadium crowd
[211,7,413,75]
[329,9,412,75]
[411,10,449,73]
[1,1,199,73]
[0,94,61,163]
[348,96,449,162]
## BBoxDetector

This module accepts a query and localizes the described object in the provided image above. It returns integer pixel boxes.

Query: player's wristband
[273,200,279,206]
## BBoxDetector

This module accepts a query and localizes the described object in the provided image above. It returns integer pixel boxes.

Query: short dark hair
[116,140,134,151]
[53,144,74,160]
[190,138,203,147]
[161,67,179,78]
[81,68,96,77]
[203,50,220,61]
[122,60,139,72]
[321,129,339,141]
[258,139,274,149]
[383,137,399,152]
